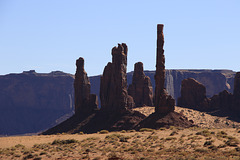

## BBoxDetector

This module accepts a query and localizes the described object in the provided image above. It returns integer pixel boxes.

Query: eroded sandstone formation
[178,74,240,113]
[74,57,98,115]
[210,90,233,111]
[100,43,132,112]
[154,24,175,113]
[177,78,210,111]
[128,62,153,107]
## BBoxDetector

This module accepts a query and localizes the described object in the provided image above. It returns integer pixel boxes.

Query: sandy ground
[134,106,240,128]
[1,106,240,159]
[1,128,240,159]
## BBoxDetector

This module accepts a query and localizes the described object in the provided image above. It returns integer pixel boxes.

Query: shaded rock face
[0,71,74,135]
[154,24,175,113]
[128,62,153,107]
[233,72,240,112]
[100,43,131,112]
[178,78,210,111]
[74,57,98,115]
[210,90,233,111]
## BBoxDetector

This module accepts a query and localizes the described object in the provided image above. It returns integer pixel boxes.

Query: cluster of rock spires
[42,24,194,135]
[178,73,240,117]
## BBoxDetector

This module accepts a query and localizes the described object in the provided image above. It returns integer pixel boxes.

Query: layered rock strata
[128,62,153,107]
[100,43,132,112]
[154,24,175,113]
[74,57,98,115]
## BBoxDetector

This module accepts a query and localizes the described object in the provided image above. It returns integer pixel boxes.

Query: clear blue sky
[0,0,239,76]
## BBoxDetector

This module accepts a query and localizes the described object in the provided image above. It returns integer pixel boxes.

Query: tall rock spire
[74,57,98,115]
[154,24,175,113]
[100,43,133,112]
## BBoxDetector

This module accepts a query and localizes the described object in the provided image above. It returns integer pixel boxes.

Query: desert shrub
[169,126,176,130]
[203,140,213,147]
[194,148,208,153]
[105,134,130,143]
[159,127,166,131]
[170,131,178,136]
[39,151,47,155]
[127,129,136,133]
[196,129,211,137]
[139,128,154,132]
[165,137,177,141]
[208,145,218,151]
[146,135,158,141]
[99,130,109,134]
[23,153,34,160]
[51,139,78,145]
[120,130,126,133]
[217,131,228,138]
[15,144,25,149]
[225,138,239,147]
[217,144,227,148]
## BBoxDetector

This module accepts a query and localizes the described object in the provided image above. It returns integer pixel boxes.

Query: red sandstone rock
[100,43,132,112]
[74,57,98,115]
[128,62,153,107]
[233,72,240,111]
[154,24,175,113]
[210,90,233,111]
[177,78,210,111]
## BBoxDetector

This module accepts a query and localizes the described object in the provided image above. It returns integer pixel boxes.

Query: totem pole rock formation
[128,62,153,107]
[74,57,98,115]
[177,78,210,111]
[154,24,175,113]
[100,43,133,112]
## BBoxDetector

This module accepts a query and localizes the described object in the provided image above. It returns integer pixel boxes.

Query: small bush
[127,129,136,133]
[120,130,126,133]
[204,140,213,147]
[99,130,109,134]
[165,137,177,141]
[139,128,154,132]
[15,144,25,149]
[217,131,228,138]
[51,139,78,145]
[196,129,211,137]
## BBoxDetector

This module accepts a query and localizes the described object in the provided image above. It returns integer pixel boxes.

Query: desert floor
[1,107,240,159]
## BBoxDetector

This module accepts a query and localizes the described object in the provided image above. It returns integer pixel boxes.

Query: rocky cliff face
[0,70,74,135]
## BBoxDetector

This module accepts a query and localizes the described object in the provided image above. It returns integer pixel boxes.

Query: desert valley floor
[1,106,240,160]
